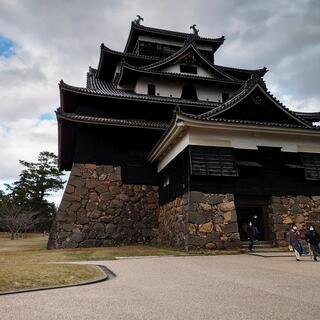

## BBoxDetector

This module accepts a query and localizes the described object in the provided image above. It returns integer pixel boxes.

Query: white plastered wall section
[162,64,213,77]
[134,76,235,102]
[156,124,320,172]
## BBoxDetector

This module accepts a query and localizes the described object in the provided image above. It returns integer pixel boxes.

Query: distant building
[48,20,320,250]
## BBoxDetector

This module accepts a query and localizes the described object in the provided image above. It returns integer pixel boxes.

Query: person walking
[305,225,320,261]
[248,221,259,251]
[289,224,304,261]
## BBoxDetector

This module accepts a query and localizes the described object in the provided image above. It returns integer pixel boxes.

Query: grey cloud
[0,0,319,187]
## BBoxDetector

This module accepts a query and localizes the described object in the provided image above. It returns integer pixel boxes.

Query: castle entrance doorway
[234,196,271,241]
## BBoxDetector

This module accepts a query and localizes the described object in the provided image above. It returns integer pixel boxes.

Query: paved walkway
[1,254,320,320]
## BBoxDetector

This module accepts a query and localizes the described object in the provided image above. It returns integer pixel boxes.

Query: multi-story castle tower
[48,19,320,250]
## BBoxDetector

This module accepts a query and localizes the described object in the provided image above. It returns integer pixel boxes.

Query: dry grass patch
[0,264,104,292]
[0,233,184,292]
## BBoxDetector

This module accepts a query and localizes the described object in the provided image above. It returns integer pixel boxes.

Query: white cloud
[0,118,57,180]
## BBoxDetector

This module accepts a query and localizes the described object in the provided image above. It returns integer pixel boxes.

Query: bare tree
[0,203,37,240]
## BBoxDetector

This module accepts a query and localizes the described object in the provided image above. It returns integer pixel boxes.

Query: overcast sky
[0,0,319,204]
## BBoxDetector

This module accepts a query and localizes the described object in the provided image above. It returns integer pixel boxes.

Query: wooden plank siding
[158,146,320,205]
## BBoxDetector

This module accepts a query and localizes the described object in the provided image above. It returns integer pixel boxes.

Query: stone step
[241,241,274,248]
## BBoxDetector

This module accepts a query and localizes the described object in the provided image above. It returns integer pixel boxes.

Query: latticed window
[190,146,238,177]
[300,153,320,180]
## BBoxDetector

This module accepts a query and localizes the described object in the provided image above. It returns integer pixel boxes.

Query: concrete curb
[0,264,116,296]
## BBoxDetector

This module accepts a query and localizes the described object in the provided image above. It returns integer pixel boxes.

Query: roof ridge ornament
[190,24,199,36]
[245,74,267,90]
[134,15,144,25]
[173,105,181,114]
[184,37,196,46]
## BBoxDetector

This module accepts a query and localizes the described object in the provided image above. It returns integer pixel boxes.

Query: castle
[48,19,320,250]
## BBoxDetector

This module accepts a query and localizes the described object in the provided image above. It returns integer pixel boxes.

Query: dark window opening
[181,86,198,100]
[257,146,282,165]
[222,92,229,103]
[180,64,197,74]
[300,153,320,181]
[148,84,156,95]
[138,41,180,57]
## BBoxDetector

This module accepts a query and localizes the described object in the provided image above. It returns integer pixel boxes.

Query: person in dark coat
[248,221,259,251]
[289,224,304,261]
[305,226,320,261]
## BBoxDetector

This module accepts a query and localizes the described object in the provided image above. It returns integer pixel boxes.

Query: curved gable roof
[140,41,237,81]
[96,44,159,80]
[124,22,225,53]
[198,75,312,128]
[116,61,243,87]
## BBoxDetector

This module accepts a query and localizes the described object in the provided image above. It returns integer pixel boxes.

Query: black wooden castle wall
[158,146,320,205]
[73,123,162,185]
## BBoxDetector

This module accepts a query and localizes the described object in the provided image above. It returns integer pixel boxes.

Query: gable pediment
[209,85,310,127]
[143,43,237,81]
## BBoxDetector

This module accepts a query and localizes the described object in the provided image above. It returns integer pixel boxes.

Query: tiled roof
[214,65,267,75]
[124,22,225,53]
[295,112,320,122]
[100,44,159,61]
[57,109,169,130]
[99,43,265,82]
[195,74,313,128]
[117,61,243,86]
[131,22,225,42]
[61,69,220,109]
[139,41,239,82]
[96,44,159,80]
[179,112,319,130]
[198,75,268,119]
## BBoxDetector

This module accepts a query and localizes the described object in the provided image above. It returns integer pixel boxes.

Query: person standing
[305,226,320,261]
[248,221,259,251]
[289,224,304,261]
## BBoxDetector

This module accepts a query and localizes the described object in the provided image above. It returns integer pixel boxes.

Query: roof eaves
[118,62,243,85]
[131,22,225,43]
[171,110,320,131]
[58,111,170,130]
[147,110,181,162]
[295,112,320,122]
[60,79,220,108]
[142,41,198,70]
[215,65,268,76]
[197,75,313,128]
[140,42,238,82]
[124,21,136,53]
[102,43,159,60]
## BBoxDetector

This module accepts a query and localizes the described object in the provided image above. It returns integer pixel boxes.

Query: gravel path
[1,254,320,320]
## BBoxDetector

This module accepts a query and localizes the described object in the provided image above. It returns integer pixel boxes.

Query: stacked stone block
[158,191,240,250]
[48,163,320,251]
[48,164,159,248]
[269,195,320,246]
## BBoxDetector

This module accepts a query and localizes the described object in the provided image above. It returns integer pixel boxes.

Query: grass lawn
[0,233,184,293]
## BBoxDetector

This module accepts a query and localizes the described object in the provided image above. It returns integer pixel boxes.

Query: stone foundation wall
[158,191,240,251]
[158,195,188,249]
[48,163,159,248]
[187,192,240,250]
[49,163,320,251]
[270,195,320,246]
